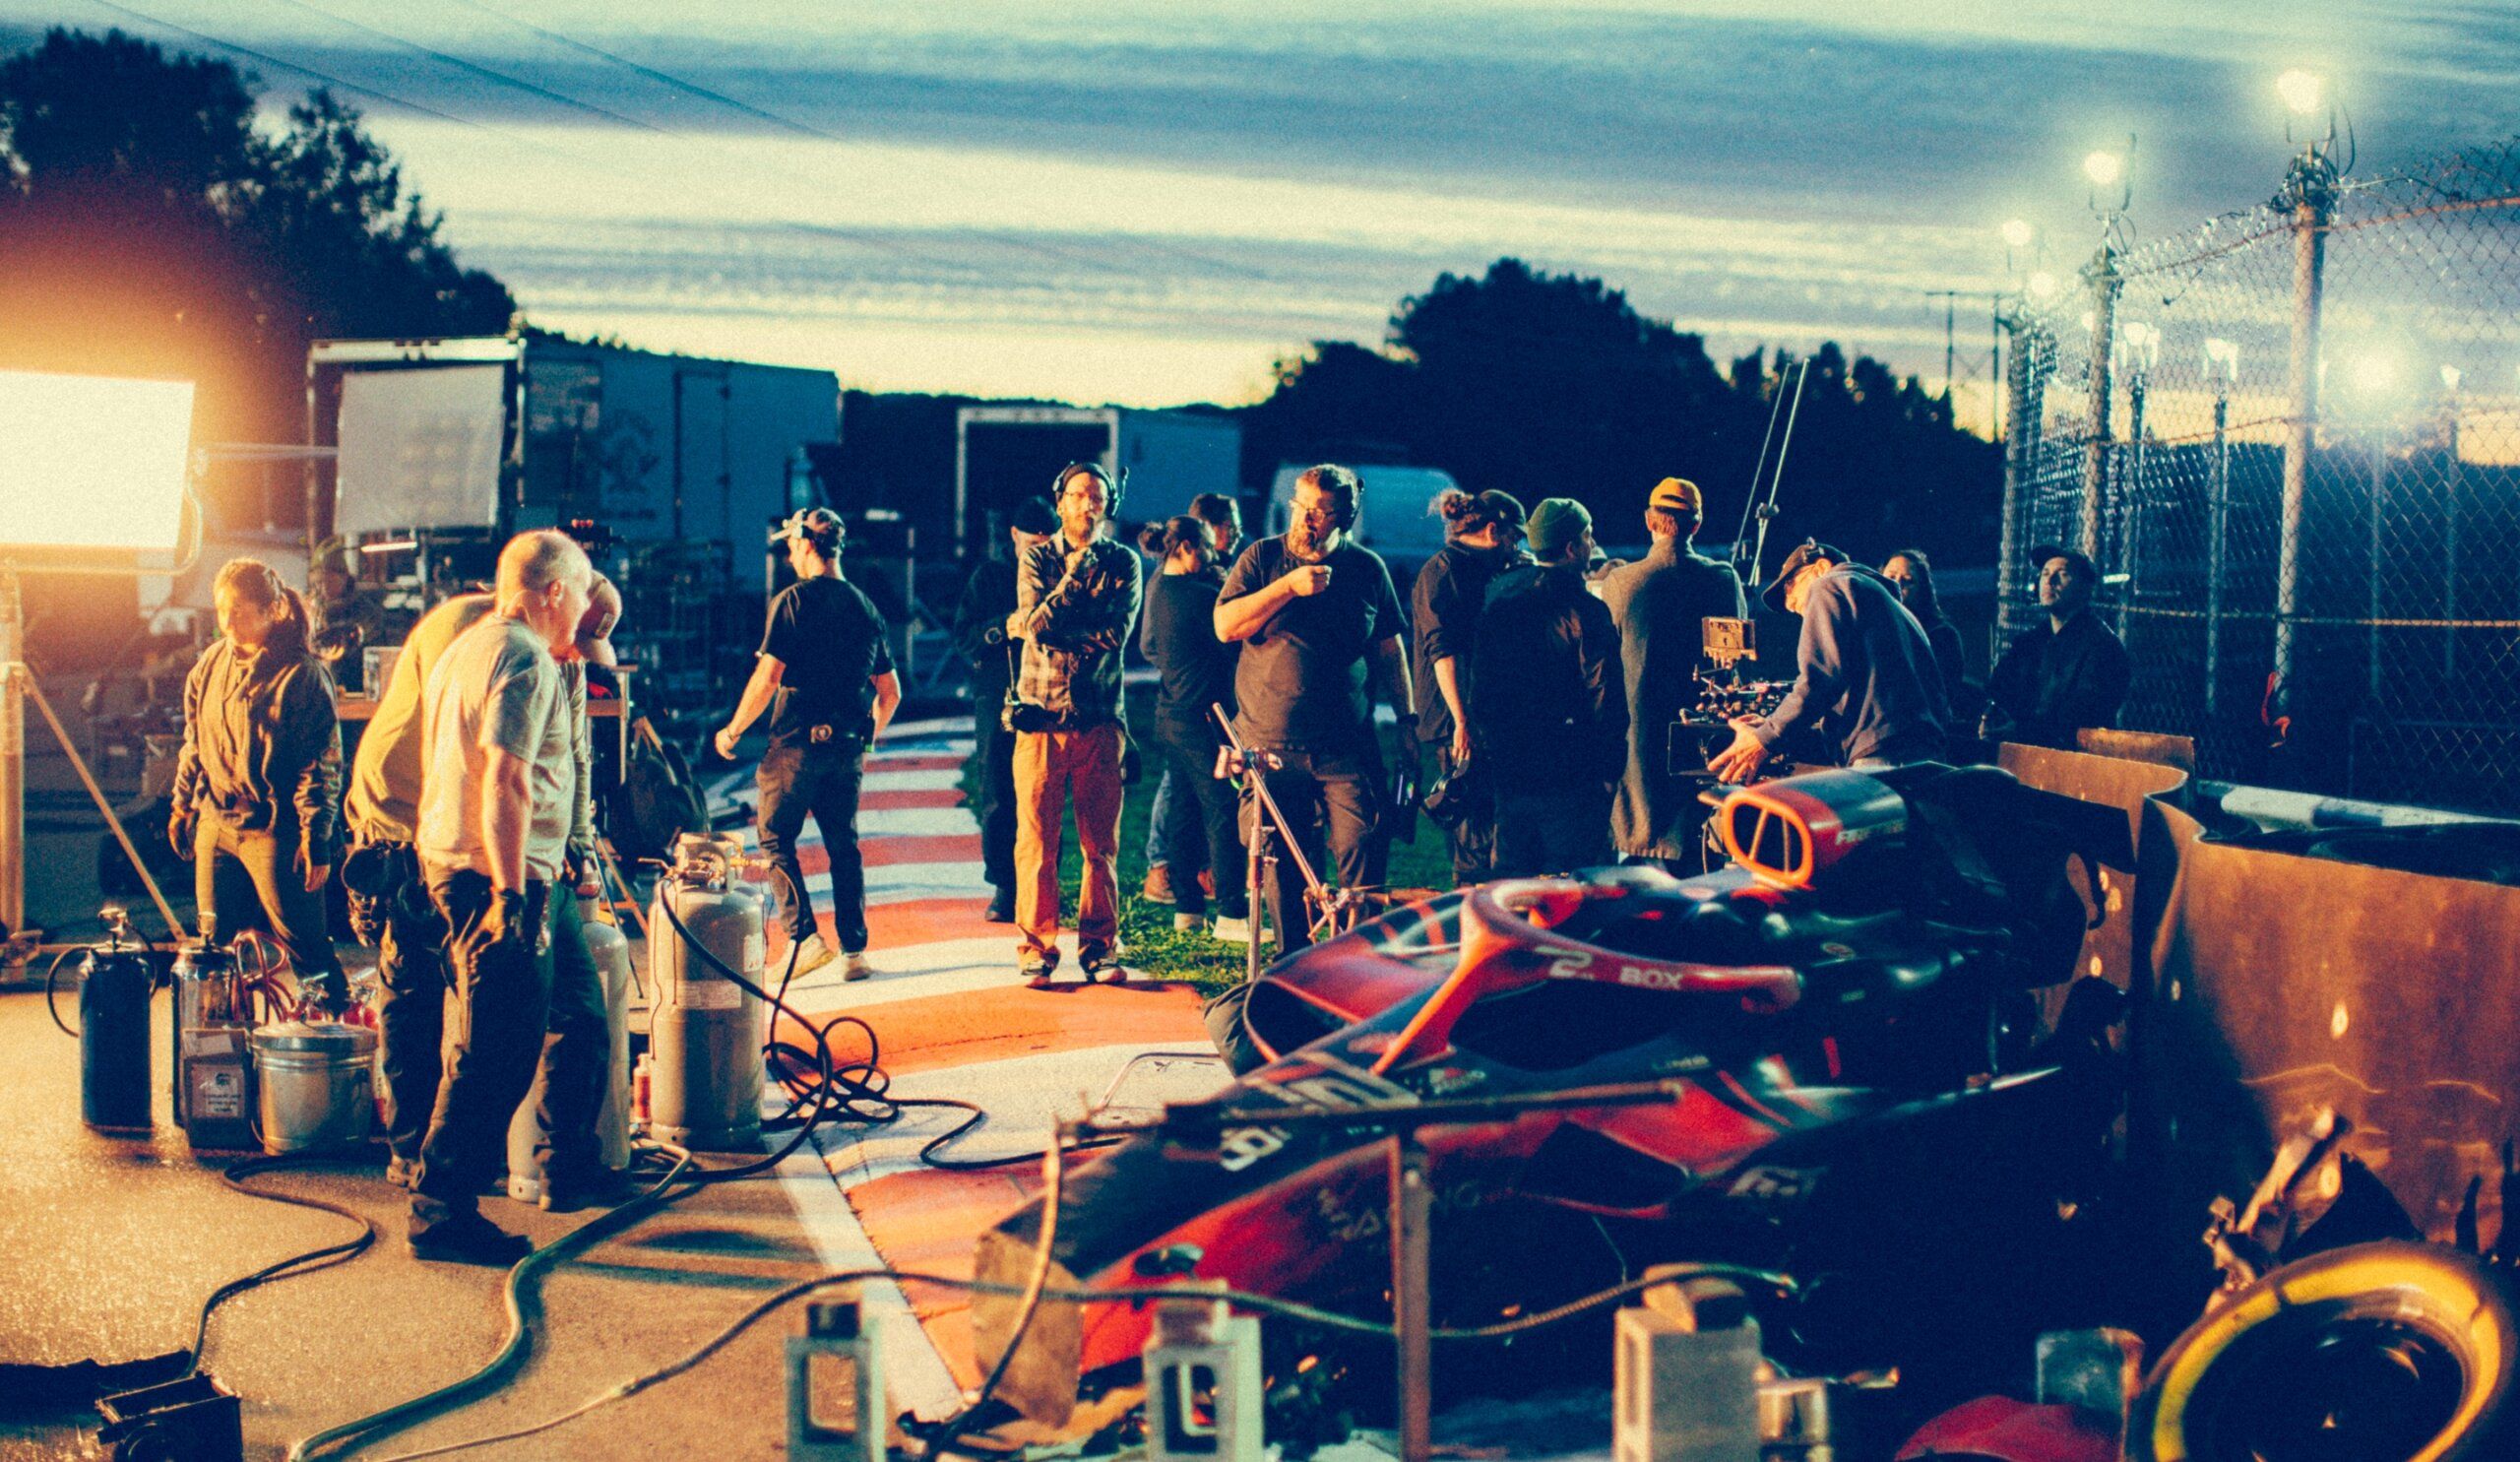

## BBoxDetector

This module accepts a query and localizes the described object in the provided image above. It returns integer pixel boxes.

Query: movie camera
[1667,617,1792,777]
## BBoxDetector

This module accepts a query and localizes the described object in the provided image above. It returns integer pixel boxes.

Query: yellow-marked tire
[2132,1241,2516,1462]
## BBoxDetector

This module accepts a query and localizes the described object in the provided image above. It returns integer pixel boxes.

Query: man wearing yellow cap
[1597,478,1746,862]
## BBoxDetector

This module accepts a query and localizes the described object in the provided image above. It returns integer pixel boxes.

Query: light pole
[2274,70,2341,700]
[2078,146,2131,562]
[2203,338,2239,721]
[2116,320,2161,636]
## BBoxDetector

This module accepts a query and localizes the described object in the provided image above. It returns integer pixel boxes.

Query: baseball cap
[1648,477,1703,516]
[1008,497,1059,537]
[770,506,846,549]
[1760,539,1847,612]
[1477,490,1528,535]
[575,572,621,669]
[1527,497,1594,555]
[2029,543,2099,583]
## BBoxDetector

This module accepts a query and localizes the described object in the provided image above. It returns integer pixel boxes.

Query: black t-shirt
[1141,572,1236,731]
[760,576,896,748]
[1218,536,1405,750]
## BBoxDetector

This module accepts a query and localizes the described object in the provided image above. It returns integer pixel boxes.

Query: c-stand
[1210,706,1375,975]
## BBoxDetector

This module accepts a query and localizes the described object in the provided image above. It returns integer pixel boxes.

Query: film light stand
[1210,705,1376,976]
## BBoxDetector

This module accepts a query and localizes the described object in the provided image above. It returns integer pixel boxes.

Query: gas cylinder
[170,919,259,1151]
[506,895,640,1198]
[79,907,155,1133]
[648,834,768,1151]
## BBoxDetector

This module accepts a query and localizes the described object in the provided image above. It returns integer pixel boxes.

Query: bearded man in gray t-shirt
[405,530,592,1264]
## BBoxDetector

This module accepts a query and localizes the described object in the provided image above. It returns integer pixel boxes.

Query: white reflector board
[0,369,195,554]
[335,365,506,536]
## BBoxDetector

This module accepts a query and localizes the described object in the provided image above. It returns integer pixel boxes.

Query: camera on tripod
[1666,617,1792,777]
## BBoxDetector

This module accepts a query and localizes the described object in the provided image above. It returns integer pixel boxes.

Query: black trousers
[374,868,449,1166]
[1151,718,1247,920]
[757,739,869,951]
[1243,740,1381,956]
[970,705,1018,895]
[525,889,610,1184]
[412,872,550,1232]
[1493,789,1614,879]
[1425,742,1497,886]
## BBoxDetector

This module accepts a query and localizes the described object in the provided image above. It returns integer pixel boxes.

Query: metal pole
[1943,293,1957,409]
[954,414,971,560]
[0,568,22,938]
[2119,370,2147,638]
[1996,314,2039,648]
[1990,296,2004,441]
[2275,154,2335,693]
[2368,430,2386,704]
[2078,247,2121,560]
[2444,409,2461,681]
[1389,1133,1435,1462]
[2206,391,2231,720]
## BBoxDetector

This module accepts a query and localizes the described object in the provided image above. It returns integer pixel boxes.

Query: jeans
[971,705,1018,896]
[374,864,449,1165]
[525,890,610,1184]
[1151,719,1247,920]
[1493,790,1614,880]
[194,818,342,985]
[1243,739,1382,956]
[411,871,551,1233]
[757,739,869,952]
[1013,722,1125,964]
[1144,767,1181,866]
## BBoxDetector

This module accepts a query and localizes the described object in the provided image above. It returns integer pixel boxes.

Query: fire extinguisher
[77,906,157,1133]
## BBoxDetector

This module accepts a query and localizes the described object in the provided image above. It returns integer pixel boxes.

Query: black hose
[188,1155,381,1378]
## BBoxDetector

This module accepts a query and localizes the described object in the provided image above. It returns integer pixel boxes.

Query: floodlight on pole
[2001,219,2036,250]
[2203,337,2240,383]
[2028,271,2060,300]
[2439,364,2462,393]
[2083,138,2135,235]
[2083,151,2124,189]
[0,367,201,944]
[2277,70,2325,118]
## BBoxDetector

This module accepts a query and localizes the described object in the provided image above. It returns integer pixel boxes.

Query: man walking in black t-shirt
[1214,464,1413,954]
[716,508,902,980]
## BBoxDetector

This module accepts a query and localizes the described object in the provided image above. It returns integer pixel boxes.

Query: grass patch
[959,689,1457,999]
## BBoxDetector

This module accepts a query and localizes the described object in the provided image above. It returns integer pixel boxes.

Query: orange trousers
[1012,723,1125,964]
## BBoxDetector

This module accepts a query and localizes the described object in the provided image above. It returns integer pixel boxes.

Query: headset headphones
[1049,460,1125,517]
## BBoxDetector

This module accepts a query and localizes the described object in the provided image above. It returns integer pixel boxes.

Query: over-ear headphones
[1049,461,1125,517]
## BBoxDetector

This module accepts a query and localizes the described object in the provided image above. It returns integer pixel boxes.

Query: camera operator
[953,496,1059,923]
[1005,464,1143,985]
[1707,540,1947,783]
[716,508,902,983]
[1982,544,2131,750]
[406,531,592,1263]
[1410,488,1526,883]
[1213,464,1412,955]
[1471,499,1625,876]
[1597,477,1746,862]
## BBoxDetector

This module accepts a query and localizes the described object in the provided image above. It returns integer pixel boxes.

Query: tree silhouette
[0,28,513,453]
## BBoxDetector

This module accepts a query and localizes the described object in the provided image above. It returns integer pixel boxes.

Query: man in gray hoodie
[1708,540,1947,782]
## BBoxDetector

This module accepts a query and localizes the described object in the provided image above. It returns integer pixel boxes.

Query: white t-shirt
[416,615,575,882]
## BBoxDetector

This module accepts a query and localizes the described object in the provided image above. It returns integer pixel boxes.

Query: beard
[1287,519,1331,560]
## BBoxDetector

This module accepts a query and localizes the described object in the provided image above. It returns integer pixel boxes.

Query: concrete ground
[0,720,1231,1461]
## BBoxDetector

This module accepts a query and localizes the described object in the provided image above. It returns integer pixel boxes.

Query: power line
[82,0,492,133]
[263,0,673,136]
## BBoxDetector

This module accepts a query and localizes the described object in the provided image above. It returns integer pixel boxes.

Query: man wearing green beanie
[1468,497,1627,876]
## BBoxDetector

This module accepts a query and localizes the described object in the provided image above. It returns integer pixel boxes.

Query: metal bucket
[250,1022,378,1154]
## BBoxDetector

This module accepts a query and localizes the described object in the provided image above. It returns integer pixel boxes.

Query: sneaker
[1080,946,1125,983]
[984,889,1017,922]
[1211,915,1253,945]
[840,951,875,983]
[1020,953,1059,989]
[1142,864,1175,904]
[409,1211,534,1266]
[1172,912,1205,932]
[786,933,838,977]
[385,1155,417,1190]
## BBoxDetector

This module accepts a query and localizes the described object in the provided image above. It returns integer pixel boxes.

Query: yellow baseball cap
[1648,477,1702,515]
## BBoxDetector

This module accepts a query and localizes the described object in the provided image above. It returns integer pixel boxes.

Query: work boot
[409,1211,533,1266]
[787,933,838,977]
[984,888,1016,922]
[1142,864,1175,904]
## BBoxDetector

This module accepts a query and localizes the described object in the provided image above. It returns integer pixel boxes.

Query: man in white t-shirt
[407,530,592,1264]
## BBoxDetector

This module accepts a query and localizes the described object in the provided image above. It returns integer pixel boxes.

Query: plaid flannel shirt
[1011,534,1143,728]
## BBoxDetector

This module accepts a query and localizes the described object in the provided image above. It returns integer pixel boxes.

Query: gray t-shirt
[416,615,575,883]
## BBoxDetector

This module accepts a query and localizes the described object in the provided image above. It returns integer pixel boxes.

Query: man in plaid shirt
[1005,464,1144,985]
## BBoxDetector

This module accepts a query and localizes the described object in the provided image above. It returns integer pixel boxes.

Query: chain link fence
[2001,137,2520,814]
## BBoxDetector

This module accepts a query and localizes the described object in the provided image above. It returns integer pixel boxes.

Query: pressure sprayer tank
[171,921,259,1151]
[79,909,156,1134]
[649,835,768,1151]
[506,898,638,1198]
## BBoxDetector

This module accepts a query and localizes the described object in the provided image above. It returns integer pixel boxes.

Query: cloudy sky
[4,1,2510,410]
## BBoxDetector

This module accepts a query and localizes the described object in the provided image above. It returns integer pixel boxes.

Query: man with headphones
[1003,463,1143,985]
[1214,463,1413,955]
[717,507,902,981]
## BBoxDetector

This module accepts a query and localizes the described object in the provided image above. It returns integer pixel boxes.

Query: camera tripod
[1208,705,1375,981]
